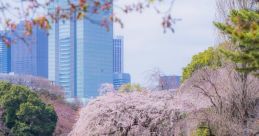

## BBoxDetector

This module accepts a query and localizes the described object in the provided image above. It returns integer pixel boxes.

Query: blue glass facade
[113,36,124,73]
[48,0,113,98]
[83,9,113,97]
[112,36,130,89]
[113,73,131,90]
[0,34,11,73]
[48,0,77,97]
[10,22,48,78]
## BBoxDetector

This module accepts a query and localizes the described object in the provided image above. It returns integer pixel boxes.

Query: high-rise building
[112,36,131,89]
[10,22,48,78]
[0,34,11,73]
[48,0,113,98]
[113,36,124,73]
[113,73,131,90]
[48,0,76,97]
[159,76,181,90]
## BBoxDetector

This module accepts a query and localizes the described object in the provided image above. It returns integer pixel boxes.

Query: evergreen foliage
[0,81,57,136]
[214,9,259,76]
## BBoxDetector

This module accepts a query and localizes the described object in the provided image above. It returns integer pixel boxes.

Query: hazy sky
[114,0,217,86]
[6,0,217,86]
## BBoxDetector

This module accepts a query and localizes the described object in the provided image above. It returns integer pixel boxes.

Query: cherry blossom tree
[189,66,259,135]
[69,91,178,136]
[69,86,214,136]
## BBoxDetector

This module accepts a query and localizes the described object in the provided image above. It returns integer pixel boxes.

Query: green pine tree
[214,9,259,76]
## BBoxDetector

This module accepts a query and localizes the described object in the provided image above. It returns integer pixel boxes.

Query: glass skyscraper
[10,22,48,78]
[48,0,113,98]
[113,36,124,73]
[112,36,131,89]
[0,34,11,73]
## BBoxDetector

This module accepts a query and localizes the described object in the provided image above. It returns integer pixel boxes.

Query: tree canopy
[214,9,259,77]
[0,82,57,136]
[181,47,222,82]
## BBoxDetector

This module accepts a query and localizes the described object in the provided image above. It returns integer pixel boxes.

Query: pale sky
[6,0,217,86]
[114,0,217,86]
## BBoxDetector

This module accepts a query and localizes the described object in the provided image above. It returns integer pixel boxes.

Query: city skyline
[0,0,216,88]
[0,19,131,99]
[0,0,116,99]
[0,1,215,94]
[48,0,114,98]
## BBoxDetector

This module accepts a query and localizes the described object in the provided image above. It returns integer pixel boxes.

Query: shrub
[195,127,210,136]
[192,123,213,136]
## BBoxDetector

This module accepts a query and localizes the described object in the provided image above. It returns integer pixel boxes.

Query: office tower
[112,36,131,89]
[48,0,76,97]
[113,73,131,90]
[10,22,48,78]
[48,0,113,98]
[0,34,11,73]
[113,36,124,73]
[159,76,181,90]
